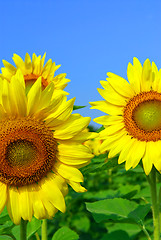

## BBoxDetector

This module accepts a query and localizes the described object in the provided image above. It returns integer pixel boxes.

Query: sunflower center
[133,100,161,131]
[0,117,57,186]
[6,140,37,167]
[124,91,161,141]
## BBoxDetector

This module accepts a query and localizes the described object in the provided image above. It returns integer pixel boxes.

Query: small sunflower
[90,58,161,175]
[84,135,104,156]
[0,70,95,224]
[0,53,70,95]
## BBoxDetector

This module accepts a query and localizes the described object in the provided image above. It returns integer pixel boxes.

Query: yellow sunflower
[0,70,95,224]
[90,58,161,175]
[0,53,70,95]
[84,136,104,156]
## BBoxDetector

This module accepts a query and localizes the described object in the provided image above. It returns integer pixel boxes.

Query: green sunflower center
[124,91,161,141]
[133,100,161,131]
[0,118,57,187]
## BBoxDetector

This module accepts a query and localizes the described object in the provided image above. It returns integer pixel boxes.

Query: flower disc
[124,91,161,141]
[0,117,57,186]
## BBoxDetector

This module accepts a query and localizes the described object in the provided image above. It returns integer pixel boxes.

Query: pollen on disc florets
[123,91,161,142]
[0,117,57,187]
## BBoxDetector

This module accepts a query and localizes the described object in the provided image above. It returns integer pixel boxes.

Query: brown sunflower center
[0,117,57,186]
[24,73,48,92]
[124,91,161,141]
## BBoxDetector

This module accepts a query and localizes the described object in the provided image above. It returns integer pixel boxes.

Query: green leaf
[96,125,105,133]
[0,207,9,218]
[86,198,150,226]
[0,236,13,240]
[86,198,138,223]
[101,230,130,240]
[83,185,140,200]
[52,226,79,240]
[0,221,14,235]
[82,155,118,174]
[73,105,86,110]
[128,204,151,224]
[107,223,141,237]
[0,207,11,225]
[11,226,19,240]
[27,217,41,239]
[71,215,90,232]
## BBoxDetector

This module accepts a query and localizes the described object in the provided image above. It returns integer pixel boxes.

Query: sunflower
[0,53,70,95]
[0,70,95,224]
[90,58,161,175]
[83,133,104,156]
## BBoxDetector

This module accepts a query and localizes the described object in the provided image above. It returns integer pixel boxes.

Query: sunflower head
[0,53,70,94]
[84,138,104,156]
[0,71,95,224]
[90,58,161,175]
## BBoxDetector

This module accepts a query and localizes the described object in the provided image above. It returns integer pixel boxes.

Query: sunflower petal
[107,72,135,98]
[18,186,33,222]
[7,187,21,225]
[142,143,153,175]
[68,181,87,193]
[40,174,66,213]
[0,183,7,214]
[27,77,42,116]
[54,162,84,182]
[90,100,123,115]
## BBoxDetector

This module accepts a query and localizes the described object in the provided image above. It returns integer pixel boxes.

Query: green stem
[140,224,152,240]
[20,219,28,240]
[147,168,160,240]
[158,187,161,233]
[42,219,48,240]
[35,232,40,240]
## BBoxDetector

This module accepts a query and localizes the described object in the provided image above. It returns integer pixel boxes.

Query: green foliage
[27,218,41,239]
[86,198,151,224]
[101,230,130,240]
[0,207,15,240]
[73,105,86,110]
[11,217,41,240]
[44,157,153,240]
[52,226,79,240]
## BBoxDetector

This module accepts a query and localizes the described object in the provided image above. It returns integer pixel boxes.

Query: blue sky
[0,0,160,127]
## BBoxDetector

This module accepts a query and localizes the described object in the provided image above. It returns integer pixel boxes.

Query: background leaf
[86,198,151,226]
[101,230,130,240]
[52,226,79,240]
[27,217,41,239]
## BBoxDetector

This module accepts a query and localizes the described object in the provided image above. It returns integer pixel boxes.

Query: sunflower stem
[158,187,161,233]
[148,168,160,240]
[140,224,152,240]
[42,219,48,240]
[35,232,40,240]
[20,219,28,240]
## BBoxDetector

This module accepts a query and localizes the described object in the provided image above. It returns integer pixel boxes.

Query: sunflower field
[0,54,161,240]
[0,137,157,240]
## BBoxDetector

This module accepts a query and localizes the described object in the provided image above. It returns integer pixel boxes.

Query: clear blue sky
[0,0,161,127]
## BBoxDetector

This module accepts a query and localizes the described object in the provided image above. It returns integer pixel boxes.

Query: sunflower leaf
[101,230,130,240]
[52,226,79,240]
[73,105,86,110]
[0,236,13,240]
[81,155,118,174]
[27,217,41,239]
[86,198,151,226]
